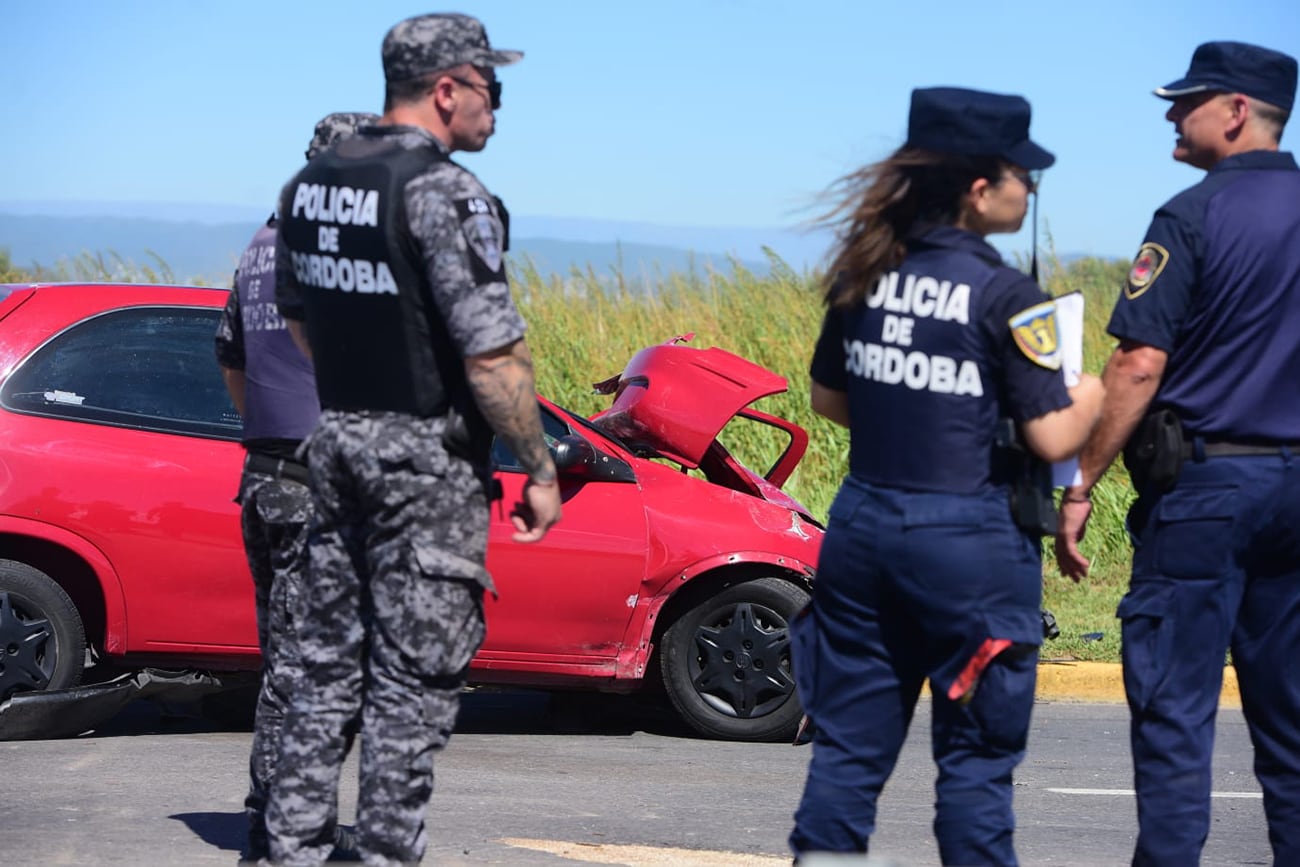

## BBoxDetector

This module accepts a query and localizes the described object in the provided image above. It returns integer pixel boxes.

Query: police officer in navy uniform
[789,88,1103,865]
[265,13,560,866]
[215,111,376,864]
[1056,41,1300,866]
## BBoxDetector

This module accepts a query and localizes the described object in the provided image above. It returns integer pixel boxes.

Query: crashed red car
[0,283,822,741]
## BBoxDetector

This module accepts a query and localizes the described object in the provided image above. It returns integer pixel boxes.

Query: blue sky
[3,0,1297,264]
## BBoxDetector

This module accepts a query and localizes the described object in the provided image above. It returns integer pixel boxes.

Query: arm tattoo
[465,341,555,483]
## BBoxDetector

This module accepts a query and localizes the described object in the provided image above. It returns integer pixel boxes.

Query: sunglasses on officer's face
[449,75,502,110]
[1004,168,1042,194]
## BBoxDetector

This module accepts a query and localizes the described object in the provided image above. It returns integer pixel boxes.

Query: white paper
[1051,291,1085,488]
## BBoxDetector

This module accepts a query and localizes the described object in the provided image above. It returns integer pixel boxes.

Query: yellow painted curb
[499,839,788,865]
[1036,661,1241,708]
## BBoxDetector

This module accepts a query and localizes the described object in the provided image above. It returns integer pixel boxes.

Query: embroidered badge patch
[1125,242,1169,300]
[458,197,503,275]
[1008,301,1061,370]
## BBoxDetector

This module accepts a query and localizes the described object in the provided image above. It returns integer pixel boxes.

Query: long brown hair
[819,148,1003,308]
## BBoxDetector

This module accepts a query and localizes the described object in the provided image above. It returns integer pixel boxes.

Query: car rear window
[0,305,243,440]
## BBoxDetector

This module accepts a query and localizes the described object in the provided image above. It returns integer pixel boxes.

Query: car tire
[0,560,86,701]
[660,576,808,742]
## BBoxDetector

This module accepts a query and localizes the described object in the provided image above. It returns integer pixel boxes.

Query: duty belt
[1183,438,1300,458]
[244,452,310,485]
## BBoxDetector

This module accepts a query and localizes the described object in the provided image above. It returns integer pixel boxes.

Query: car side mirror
[551,434,636,483]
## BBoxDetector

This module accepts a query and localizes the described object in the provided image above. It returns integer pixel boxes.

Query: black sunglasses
[1003,168,1043,194]
[449,75,502,110]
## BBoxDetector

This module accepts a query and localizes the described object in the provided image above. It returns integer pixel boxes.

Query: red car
[0,283,822,741]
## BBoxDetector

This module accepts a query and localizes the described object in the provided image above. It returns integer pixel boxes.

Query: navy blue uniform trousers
[790,476,1042,866]
[1122,450,1300,866]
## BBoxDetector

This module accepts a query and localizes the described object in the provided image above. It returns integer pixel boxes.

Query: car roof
[2,281,225,293]
[1,282,228,311]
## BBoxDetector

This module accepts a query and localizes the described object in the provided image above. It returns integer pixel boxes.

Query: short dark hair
[382,65,479,112]
[383,71,439,112]
[1250,96,1291,142]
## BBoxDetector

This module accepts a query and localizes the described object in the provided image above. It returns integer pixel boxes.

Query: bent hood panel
[592,341,787,468]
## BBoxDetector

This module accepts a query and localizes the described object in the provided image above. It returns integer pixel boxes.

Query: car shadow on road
[52,687,698,741]
[456,688,696,739]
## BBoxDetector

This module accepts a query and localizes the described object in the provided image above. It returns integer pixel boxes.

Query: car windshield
[562,405,633,450]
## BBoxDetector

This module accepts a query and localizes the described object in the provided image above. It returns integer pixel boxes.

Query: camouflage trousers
[266,410,490,867]
[237,461,313,861]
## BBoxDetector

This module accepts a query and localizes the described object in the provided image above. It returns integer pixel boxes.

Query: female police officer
[789,87,1103,866]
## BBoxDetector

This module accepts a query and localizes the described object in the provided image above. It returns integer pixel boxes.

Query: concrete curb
[1035,661,1241,708]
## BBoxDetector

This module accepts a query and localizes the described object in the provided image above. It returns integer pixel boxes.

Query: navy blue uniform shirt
[1108,150,1300,441]
[810,225,1070,494]
[215,219,321,459]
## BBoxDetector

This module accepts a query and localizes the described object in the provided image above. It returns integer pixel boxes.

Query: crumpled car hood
[591,334,788,469]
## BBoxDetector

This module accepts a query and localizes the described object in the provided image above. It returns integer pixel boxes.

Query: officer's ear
[430,74,459,116]
[964,177,994,216]
[1224,92,1251,136]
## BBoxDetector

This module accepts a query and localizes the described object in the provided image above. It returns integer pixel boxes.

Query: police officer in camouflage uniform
[216,111,377,863]
[265,13,561,866]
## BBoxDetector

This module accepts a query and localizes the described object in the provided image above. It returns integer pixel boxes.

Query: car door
[478,405,649,671]
[0,304,256,657]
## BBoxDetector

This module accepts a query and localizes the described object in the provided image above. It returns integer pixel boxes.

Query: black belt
[244,452,310,484]
[1183,439,1300,458]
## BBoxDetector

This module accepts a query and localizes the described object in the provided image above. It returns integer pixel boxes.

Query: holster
[995,417,1057,537]
[442,402,502,502]
[1123,408,1184,492]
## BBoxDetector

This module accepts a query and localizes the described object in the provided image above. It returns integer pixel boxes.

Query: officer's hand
[1054,495,1093,582]
[510,479,562,543]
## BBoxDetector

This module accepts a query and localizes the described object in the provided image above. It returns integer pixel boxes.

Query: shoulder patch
[1125,242,1169,300]
[1008,301,1061,370]
[456,197,504,276]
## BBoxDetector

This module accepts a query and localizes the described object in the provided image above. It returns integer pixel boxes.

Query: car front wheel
[660,576,808,742]
[0,560,86,702]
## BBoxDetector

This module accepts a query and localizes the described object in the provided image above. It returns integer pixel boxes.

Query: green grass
[3,244,1139,660]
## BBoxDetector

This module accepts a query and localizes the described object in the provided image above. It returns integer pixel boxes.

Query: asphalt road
[0,689,1271,866]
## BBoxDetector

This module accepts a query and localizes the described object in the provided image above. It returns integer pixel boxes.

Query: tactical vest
[277,139,467,418]
[237,221,320,442]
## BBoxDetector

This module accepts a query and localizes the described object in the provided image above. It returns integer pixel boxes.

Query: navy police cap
[1155,41,1297,112]
[906,87,1055,170]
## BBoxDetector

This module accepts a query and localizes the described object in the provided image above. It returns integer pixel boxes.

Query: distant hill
[0,213,781,286]
[0,200,1116,287]
[0,202,828,287]
[1,213,262,283]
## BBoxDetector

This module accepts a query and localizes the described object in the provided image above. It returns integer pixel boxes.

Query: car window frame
[0,304,244,442]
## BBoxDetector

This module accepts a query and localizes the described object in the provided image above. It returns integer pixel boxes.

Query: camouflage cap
[382,13,522,83]
[305,112,380,160]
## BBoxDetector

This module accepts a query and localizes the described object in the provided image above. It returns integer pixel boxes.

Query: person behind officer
[1055,41,1300,866]
[215,111,377,864]
[264,13,560,865]
[789,87,1104,865]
